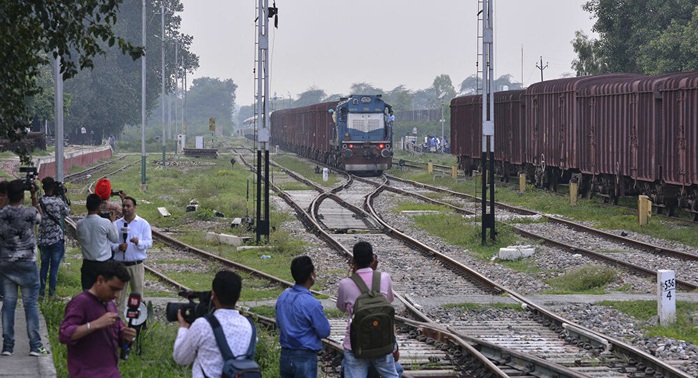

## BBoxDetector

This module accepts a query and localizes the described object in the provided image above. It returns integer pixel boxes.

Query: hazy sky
[179,1,596,107]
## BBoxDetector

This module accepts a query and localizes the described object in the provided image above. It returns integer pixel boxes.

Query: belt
[121,260,143,266]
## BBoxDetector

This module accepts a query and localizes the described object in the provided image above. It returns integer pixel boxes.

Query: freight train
[270,94,393,175]
[451,71,698,218]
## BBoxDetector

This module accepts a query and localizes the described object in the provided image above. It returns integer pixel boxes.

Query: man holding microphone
[111,196,152,313]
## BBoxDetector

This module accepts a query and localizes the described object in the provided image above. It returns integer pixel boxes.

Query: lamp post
[141,0,146,186]
[161,2,166,169]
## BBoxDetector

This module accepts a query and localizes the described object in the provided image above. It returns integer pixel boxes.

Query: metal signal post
[481,0,496,244]
[254,0,277,243]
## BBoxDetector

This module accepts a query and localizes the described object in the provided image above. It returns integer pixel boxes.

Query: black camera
[54,182,71,206]
[19,167,38,191]
[165,289,213,324]
[99,212,112,219]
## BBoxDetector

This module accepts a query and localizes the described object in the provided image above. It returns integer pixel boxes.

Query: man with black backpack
[336,241,399,378]
[173,270,259,378]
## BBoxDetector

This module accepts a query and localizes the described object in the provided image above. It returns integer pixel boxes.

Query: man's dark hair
[7,179,25,203]
[291,255,314,284]
[353,241,374,268]
[123,196,137,207]
[86,193,102,212]
[41,176,56,193]
[0,180,8,195]
[96,261,131,283]
[212,270,242,307]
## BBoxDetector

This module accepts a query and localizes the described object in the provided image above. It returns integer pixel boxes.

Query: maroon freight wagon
[450,90,526,180]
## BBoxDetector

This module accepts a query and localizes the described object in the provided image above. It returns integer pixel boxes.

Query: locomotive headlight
[385,144,390,149]
[378,143,385,149]
[342,144,347,149]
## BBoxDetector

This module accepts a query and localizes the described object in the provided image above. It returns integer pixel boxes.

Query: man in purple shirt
[59,261,137,378]
[336,241,398,378]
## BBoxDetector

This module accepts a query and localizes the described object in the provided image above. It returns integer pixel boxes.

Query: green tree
[0,0,143,157]
[184,77,237,136]
[64,0,197,143]
[637,6,698,74]
[571,30,607,76]
[581,0,698,73]
[349,82,384,95]
[384,85,413,113]
[293,87,326,107]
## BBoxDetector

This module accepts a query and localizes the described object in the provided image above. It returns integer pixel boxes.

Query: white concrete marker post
[322,167,329,182]
[657,270,676,326]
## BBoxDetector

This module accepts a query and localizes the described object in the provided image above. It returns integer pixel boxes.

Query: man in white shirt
[76,194,118,290]
[110,196,152,312]
[173,271,253,378]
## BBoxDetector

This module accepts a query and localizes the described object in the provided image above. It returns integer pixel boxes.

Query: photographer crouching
[172,270,255,378]
[59,261,136,377]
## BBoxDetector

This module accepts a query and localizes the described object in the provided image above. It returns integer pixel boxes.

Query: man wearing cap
[111,196,152,312]
[76,194,118,290]
[37,177,71,299]
[95,178,124,219]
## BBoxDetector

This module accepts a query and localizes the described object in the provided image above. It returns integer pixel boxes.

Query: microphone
[121,222,129,244]
[120,292,141,361]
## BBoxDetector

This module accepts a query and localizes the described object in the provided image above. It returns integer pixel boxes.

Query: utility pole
[141,0,147,187]
[161,2,166,169]
[536,55,548,82]
[54,55,64,183]
[481,0,496,244]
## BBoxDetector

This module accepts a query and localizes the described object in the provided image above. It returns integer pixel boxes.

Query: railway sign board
[657,269,676,326]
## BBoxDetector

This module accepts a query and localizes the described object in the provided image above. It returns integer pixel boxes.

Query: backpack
[205,314,261,378]
[349,271,396,359]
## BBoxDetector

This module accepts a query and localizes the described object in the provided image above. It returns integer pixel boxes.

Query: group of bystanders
[1,172,401,378]
[0,174,153,378]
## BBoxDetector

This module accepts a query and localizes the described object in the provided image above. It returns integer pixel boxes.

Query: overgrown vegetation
[545,265,618,294]
[598,300,698,345]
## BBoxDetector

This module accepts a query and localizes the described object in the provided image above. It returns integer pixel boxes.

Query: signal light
[349,144,354,149]
[378,144,384,149]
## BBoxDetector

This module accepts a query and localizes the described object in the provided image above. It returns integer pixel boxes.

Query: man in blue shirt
[276,256,331,378]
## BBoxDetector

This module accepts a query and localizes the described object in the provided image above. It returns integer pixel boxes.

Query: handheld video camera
[19,167,38,192]
[52,181,71,206]
[165,289,213,324]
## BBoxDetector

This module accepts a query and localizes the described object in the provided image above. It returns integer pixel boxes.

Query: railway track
[378,174,698,291]
[238,152,694,377]
[60,149,696,376]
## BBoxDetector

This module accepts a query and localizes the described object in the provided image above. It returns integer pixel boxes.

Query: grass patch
[598,300,698,345]
[389,167,698,249]
[272,154,339,187]
[411,213,522,261]
[544,265,617,294]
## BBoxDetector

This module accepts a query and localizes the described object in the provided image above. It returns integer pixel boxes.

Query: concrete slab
[0,302,56,377]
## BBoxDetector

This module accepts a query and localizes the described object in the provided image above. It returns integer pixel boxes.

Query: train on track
[451,71,698,217]
[270,94,394,176]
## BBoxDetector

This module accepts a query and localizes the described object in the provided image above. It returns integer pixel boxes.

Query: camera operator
[95,178,125,219]
[37,177,71,299]
[59,260,136,377]
[76,194,118,290]
[173,270,253,378]
[0,179,50,356]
